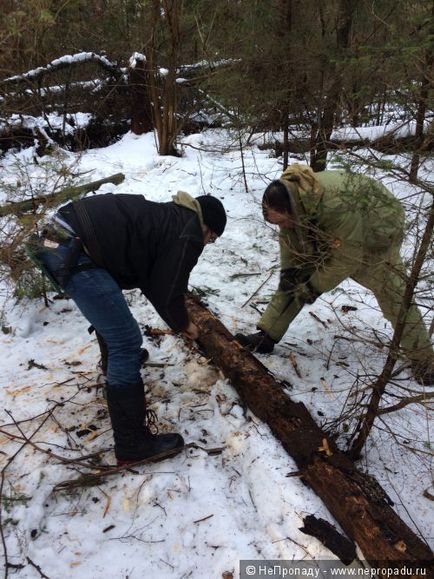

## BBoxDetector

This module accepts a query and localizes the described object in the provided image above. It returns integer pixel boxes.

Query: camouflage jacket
[258,167,405,341]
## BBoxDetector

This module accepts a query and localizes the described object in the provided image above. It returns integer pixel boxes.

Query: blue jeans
[38,240,143,386]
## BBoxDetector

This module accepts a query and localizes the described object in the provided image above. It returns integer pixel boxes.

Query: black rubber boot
[105,382,184,465]
[235,330,275,353]
[96,331,149,376]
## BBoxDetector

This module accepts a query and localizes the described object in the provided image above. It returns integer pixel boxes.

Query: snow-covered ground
[0,130,432,578]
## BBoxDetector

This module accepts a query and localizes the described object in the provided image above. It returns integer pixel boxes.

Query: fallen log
[0,173,125,217]
[186,296,434,575]
[258,132,432,156]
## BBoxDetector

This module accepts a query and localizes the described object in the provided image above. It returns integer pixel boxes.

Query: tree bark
[186,296,433,574]
[0,173,125,217]
[129,57,153,135]
[310,0,356,172]
[409,0,434,182]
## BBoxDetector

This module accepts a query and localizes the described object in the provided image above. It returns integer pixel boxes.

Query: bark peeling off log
[186,296,434,574]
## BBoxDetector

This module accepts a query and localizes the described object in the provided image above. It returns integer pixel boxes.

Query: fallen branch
[378,392,434,415]
[1,52,123,88]
[241,268,276,308]
[52,443,224,492]
[0,173,125,218]
[26,557,50,579]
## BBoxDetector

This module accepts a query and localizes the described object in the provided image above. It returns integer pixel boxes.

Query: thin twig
[241,268,276,308]
[193,513,214,524]
[1,413,53,579]
[26,557,50,579]
[52,443,224,492]
[377,392,434,415]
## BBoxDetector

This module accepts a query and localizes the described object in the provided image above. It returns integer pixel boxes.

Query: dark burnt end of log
[300,514,356,565]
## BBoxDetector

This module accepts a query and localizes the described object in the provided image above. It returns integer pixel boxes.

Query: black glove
[296,281,321,304]
[235,330,275,353]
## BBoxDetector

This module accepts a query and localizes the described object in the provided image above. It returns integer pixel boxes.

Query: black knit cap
[196,195,227,237]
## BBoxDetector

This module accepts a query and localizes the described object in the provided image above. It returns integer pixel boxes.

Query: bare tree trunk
[162,0,180,156]
[311,92,338,172]
[311,0,355,172]
[147,0,164,150]
[129,57,153,135]
[409,1,434,183]
[279,0,292,170]
[186,296,433,573]
[283,115,289,170]
[145,0,180,156]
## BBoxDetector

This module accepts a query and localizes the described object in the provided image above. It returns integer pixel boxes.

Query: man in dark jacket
[35,191,227,464]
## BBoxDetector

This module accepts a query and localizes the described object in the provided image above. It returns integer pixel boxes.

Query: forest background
[0,1,433,578]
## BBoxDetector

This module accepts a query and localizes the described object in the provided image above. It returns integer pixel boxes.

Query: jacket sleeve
[143,231,203,332]
[258,233,307,342]
[259,209,364,342]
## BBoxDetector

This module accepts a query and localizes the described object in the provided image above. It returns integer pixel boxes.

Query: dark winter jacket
[58,192,205,331]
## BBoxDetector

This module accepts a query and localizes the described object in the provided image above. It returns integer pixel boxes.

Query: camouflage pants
[353,244,433,364]
[259,244,433,364]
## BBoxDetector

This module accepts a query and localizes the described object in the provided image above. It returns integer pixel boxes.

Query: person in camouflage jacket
[236,164,434,386]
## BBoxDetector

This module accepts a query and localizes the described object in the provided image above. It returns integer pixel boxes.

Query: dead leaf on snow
[289,352,302,378]
[78,344,92,355]
[103,495,112,518]
[5,385,32,396]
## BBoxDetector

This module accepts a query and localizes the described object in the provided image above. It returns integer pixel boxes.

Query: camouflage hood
[279,163,324,220]
[277,164,324,252]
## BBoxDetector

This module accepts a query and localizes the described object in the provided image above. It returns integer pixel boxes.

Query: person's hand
[183,321,199,341]
[295,281,321,304]
[235,330,275,353]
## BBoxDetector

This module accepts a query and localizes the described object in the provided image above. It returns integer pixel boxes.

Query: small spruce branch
[0,173,125,218]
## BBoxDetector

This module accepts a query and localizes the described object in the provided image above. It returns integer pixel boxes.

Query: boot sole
[116,444,185,467]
